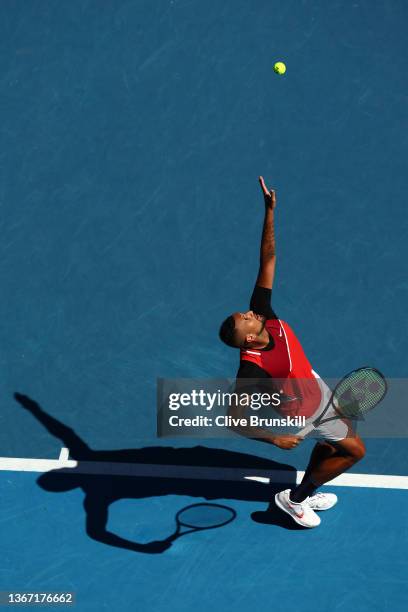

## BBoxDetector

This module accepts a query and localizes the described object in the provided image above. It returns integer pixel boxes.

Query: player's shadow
[14,392,299,553]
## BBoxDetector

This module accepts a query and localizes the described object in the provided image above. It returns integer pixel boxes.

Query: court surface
[1,1,407,610]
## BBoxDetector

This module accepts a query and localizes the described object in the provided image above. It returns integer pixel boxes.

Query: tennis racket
[298,367,387,437]
[168,503,236,542]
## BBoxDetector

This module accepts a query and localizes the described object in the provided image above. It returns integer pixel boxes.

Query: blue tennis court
[1,1,407,610]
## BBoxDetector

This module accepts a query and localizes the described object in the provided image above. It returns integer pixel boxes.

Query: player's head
[219,311,266,348]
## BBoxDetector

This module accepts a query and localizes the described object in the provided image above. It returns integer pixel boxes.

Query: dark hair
[219,315,238,348]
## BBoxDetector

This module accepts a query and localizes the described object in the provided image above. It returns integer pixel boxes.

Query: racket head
[175,503,236,531]
[333,367,387,418]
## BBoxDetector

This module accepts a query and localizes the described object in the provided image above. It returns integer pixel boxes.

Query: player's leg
[291,436,365,499]
[289,440,338,503]
[275,436,365,527]
[306,435,366,484]
[303,440,338,480]
[275,374,366,526]
[290,386,365,501]
[308,436,366,510]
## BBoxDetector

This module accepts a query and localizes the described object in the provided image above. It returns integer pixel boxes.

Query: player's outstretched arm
[255,176,277,290]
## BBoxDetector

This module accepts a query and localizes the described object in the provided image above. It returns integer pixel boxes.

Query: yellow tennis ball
[274,62,286,75]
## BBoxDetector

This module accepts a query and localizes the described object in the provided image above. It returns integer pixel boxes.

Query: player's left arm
[255,176,277,290]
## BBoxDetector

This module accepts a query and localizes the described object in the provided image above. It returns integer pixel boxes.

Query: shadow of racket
[171,502,236,540]
[150,503,237,552]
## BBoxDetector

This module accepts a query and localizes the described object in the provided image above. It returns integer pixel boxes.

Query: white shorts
[303,371,353,442]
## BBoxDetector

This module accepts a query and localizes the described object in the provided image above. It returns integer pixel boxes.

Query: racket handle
[297,423,315,437]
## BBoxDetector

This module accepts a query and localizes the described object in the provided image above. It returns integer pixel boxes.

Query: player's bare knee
[348,438,366,463]
[354,440,366,462]
[335,436,366,464]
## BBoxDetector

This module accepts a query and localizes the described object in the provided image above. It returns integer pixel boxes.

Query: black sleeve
[249,285,277,319]
[235,361,275,396]
[236,361,271,379]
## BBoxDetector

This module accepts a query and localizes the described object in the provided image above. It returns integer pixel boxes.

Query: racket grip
[297,423,315,437]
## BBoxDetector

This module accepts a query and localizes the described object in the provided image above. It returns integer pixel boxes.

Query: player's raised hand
[259,176,276,210]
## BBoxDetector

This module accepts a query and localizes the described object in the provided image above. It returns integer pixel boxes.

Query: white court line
[58,447,70,462]
[245,472,408,489]
[0,448,407,490]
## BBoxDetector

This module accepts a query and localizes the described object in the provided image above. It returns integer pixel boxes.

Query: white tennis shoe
[307,492,338,511]
[275,489,321,528]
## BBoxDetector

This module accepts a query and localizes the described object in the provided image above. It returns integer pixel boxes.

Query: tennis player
[219,177,366,528]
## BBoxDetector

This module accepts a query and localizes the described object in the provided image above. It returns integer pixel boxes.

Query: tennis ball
[274,62,286,75]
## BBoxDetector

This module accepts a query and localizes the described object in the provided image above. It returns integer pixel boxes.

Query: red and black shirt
[237,286,321,417]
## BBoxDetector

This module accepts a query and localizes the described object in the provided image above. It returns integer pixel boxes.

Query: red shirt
[239,319,321,418]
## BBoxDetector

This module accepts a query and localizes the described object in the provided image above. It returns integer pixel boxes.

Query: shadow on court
[14,393,299,553]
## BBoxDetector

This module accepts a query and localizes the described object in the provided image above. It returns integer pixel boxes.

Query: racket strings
[177,504,236,529]
[334,369,386,417]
